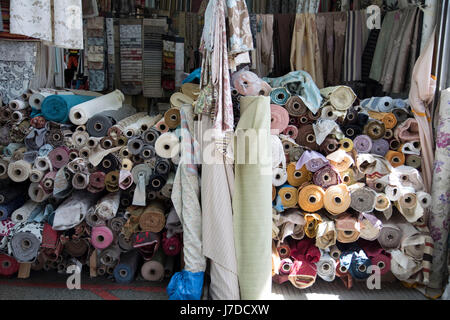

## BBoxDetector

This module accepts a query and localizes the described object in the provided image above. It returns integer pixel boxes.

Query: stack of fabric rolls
[0,88,186,283]
[229,69,432,290]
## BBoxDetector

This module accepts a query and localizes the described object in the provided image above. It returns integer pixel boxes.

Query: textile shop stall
[0,0,449,301]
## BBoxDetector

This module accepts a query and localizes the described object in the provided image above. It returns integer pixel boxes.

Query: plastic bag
[167,270,205,300]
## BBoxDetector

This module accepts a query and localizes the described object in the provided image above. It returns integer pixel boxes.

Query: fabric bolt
[272,14,296,77]
[41,95,95,124]
[52,192,98,231]
[339,246,372,280]
[298,185,325,213]
[335,214,361,243]
[9,222,43,263]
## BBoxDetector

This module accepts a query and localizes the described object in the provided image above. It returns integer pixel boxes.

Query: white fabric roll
[272,135,285,168]
[30,169,45,183]
[95,192,121,221]
[123,114,163,137]
[69,90,125,125]
[72,131,89,148]
[52,192,98,230]
[29,92,52,110]
[417,191,432,209]
[9,99,27,111]
[34,156,53,172]
[8,160,32,182]
[272,167,287,187]
[28,183,50,203]
[155,132,181,159]
[11,200,40,223]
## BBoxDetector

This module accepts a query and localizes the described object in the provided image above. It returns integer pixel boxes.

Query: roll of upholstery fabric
[91,226,114,250]
[312,165,340,189]
[127,137,145,156]
[105,171,120,193]
[72,172,90,190]
[155,119,169,133]
[9,99,27,111]
[24,128,47,151]
[339,247,372,280]
[270,104,290,134]
[11,200,39,224]
[353,135,373,154]
[336,261,353,289]
[367,111,397,129]
[7,160,31,182]
[278,185,298,209]
[361,96,395,112]
[170,93,194,108]
[285,96,308,116]
[85,208,105,228]
[359,213,382,241]
[280,136,297,156]
[316,251,337,282]
[288,239,320,289]
[10,222,43,263]
[370,139,390,156]
[119,170,133,190]
[69,90,125,125]
[41,95,95,123]
[131,164,152,206]
[303,214,323,238]
[162,232,182,256]
[29,92,53,110]
[98,154,120,173]
[148,174,167,192]
[339,138,354,152]
[64,239,89,258]
[323,184,351,215]
[52,192,98,230]
[3,144,24,158]
[99,245,121,267]
[86,105,136,137]
[164,108,181,129]
[270,87,291,105]
[375,193,391,211]
[391,108,410,124]
[0,254,19,276]
[48,147,70,169]
[326,149,354,172]
[316,220,337,250]
[28,183,50,203]
[377,222,402,250]
[95,192,120,221]
[296,124,319,151]
[289,146,305,163]
[298,185,325,212]
[394,118,420,143]
[139,202,166,233]
[385,150,405,167]
[0,185,27,205]
[320,86,356,111]
[319,138,340,156]
[365,120,386,140]
[41,171,57,193]
[350,186,377,213]
[402,141,421,155]
[140,145,156,160]
[287,163,311,187]
[359,240,391,276]
[272,167,288,187]
[113,250,142,283]
[329,245,342,261]
[342,125,363,140]
[72,131,89,148]
[277,244,291,260]
[155,132,180,159]
[88,171,106,193]
[283,125,299,140]
[141,248,166,282]
[0,197,26,221]
[335,214,361,243]
[0,159,10,180]
[232,70,272,96]
[384,129,394,140]
[155,158,171,176]
[279,258,294,276]
[307,109,321,122]
[142,128,161,146]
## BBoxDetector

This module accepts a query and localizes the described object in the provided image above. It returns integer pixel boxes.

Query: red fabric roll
[289,238,321,263]
[336,261,353,289]
[48,146,70,169]
[30,116,46,129]
[162,232,182,256]
[359,239,391,276]
[88,172,106,193]
[0,254,19,276]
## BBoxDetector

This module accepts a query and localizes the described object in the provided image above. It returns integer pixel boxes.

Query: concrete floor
[0,270,429,300]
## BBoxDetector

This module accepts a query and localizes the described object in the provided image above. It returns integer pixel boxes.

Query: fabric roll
[99,245,121,267]
[7,160,31,182]
[316,251,337,282]
[270,104,289,134]
[288,239,320,289]
[336,260,353,289]
[131,164,152,206]
[298,185,325,213]
[377,222,402,250]
[85,208,105,228]
[296,124,319,150]
[0,254,19,276]
[296,150,328,172]
[8,99,27,111]
[141,249,166,282]
[10,222,43,263]
[394,118,420,143]
[402,141,421,156]
[283,125,299,140]
[28,183,50,203]
[113,250,142,284]
[148,174,167,192]
[303,213,323,239]
[359,240,391,276]
[350,186,377,213]
[286,163,311,187]
[270,87,291,105]
[326,149,353,172]
[385,150,406,168]
[375,193,391,212]
[64,239,89,258]
[105,171,120,193]
[330,245,342,261]
[370,139,390,156]
[41,95,96,123]
[365,120,386,141]
[324,184,351,215]
[127,138,145,156]
[48,147,70,169]
[140,145,156,160]
[162,232,182,256]
[319,138,340,156]
[0,197,26,221]
[353,135,373,154]
[164,108,181,129]
[0,185,27,205]
[312,165,340,189]
[139,202,166,233]
[341,125,363,140]
[95,192,120,221]
[29,92,52,110]
[367,111,397,130]
[88,171,106,193]
[24,128,47,151]
[3,143,24,157]
[339,247,372,280]
[91,226,114,250]
[142,128,161,146]
[316,219,337,250]
[52,192,98,230]
[278,185,298,209]
[285,96,308,117]
[359,213,382,241]
[0,159,10,180]
[69,90,125,125]
[335,214,361,243]
[155,132,180,159]
[392,108,410,124]
[320,86,356,111]
[272,167,288,187]
[339,138,354,152]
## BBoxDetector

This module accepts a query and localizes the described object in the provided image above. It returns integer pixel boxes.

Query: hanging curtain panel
[120,19,143,95]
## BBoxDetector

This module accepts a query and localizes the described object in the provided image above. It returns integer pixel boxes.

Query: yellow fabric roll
[335,214,361,243]
[304,213,323,238]
[340,169,356,186]
[279,185,298,208]
[298,184,325,213]
[323,184,351,215]
[339,138,354,152]
[368,111,398,129]
[286,163,312,187]
[385,150,406,167]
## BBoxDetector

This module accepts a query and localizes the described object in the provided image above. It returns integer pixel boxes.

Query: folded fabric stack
[232,69,434,290]
[0,88,187,283]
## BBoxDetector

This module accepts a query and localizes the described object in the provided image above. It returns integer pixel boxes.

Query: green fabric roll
[233,96,272,300]
[41,95,95,123]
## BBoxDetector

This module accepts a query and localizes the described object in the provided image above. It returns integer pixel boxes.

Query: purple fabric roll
[353,135,373,153]
[370,139,390,156]
[313,165,340,189]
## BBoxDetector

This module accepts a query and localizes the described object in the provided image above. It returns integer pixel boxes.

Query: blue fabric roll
[340,248,372,280]
[270,87,291,106]
[167,270,205,300]
[0,196,26,221]
[41,95,95,123]
[113,250,141,284]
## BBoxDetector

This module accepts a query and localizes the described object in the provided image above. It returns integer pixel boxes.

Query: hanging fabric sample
[143,18,167,98]
[106,18,115,91]
[343,10,367,83]
[290,13,324,88]
[253,14,274,78]
[273,13,296,77]
[53,0,84,49]
[86,17,107,92]
[119,19,143,95]
[9,0,53,42]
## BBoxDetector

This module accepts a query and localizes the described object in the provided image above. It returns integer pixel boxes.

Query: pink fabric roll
[40,171,57,193]
[119,170,134,190]
[156,119,169,133]
[359,240,391,276]
[91,226,114,249]
[48,147,70,169]
[283,125,299,140]
[394,118,420,143]
[270,104,289,134]
[232,70,272,96]
[161,232,182,256]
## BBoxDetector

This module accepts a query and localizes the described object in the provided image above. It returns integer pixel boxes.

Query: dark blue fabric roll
[113,250,141,284]
[0,196,26,221]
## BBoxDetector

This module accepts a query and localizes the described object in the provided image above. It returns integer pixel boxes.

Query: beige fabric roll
[8,160,32,182]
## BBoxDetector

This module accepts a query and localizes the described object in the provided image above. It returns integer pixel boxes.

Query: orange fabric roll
[279,185,298,208]
[287,163,312,187]
[298,185,325,212]
[323,184,351,215]
[385,150,405,167]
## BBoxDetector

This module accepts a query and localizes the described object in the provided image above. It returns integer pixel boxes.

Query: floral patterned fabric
[429,88,450,291]
[54,0,83,49]
[0,40,38,104]
[226,0,254,55]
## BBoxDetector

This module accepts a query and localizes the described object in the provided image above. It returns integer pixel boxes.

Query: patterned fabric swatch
[87,17,106,91]
[120,19,143,95]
